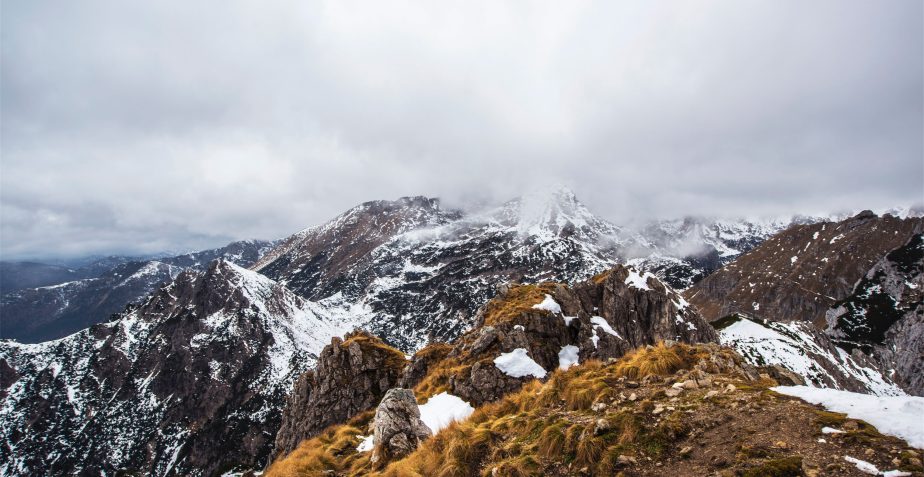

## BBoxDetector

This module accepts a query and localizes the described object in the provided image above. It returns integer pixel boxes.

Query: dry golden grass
[268,344,714,477]
[613,342,705,379]
[481,283,560,326]
[341,332,408,372]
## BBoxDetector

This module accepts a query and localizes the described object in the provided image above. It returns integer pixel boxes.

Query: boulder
[370,388,432,465]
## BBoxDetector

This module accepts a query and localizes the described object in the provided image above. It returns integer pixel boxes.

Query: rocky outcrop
[826,234,924,395]
[416,264,718,406]
[685,211,924,324]
[370,388,431,465]
[271,331,407,460]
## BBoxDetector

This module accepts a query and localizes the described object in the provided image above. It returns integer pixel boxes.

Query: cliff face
[826,234,924,396]
[272,331,407,460]
[685,211,924,325]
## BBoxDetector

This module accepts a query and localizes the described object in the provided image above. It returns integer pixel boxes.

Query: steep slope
[0,260,350,477]
[1,239,275,343]
[715,315,902,396]
[685,211,924,325]
[826,234,924,395]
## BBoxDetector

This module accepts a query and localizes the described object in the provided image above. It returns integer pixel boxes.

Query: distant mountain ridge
[0,239,276,343]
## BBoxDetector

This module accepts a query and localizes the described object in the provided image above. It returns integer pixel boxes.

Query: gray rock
[370,389,431,465]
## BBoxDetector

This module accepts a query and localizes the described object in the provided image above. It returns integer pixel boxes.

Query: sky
[2,0,922,260]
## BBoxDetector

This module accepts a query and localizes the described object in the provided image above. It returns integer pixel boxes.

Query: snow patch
[356,434,374,452]
[558,345,579,370]
[591,316,621,339]
[624,269,654,290]
[419,392,475,433]
[532,294,562,314]
[494,348,547,378]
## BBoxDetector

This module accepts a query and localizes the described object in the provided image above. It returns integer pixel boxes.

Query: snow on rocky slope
[716,314,904,396]
[0,260,353,477]
[254,187,795,350]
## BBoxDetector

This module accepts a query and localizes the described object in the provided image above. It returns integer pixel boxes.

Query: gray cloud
[2,0,922,259]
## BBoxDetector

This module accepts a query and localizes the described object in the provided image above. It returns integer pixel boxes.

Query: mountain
[685,211,924,325]
[626,216,794,290]
[826,233,924,395]
[254,187,789,351]
[0,262,88,294]
[0,239,276,343]
[683,212,924,396]
[0,260,349,476]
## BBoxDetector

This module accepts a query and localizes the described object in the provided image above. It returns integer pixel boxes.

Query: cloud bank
[2,0,921,259]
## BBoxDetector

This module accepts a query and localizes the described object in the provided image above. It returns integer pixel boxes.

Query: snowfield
[773,386,924,448]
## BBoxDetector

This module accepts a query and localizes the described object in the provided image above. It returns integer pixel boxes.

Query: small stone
[594,418,610,434]
[864,448,875,457]
[591,402,607,412]
[773,441,788,449]
[724,384,736,393]
[892,457,902,466]
[616,455,635,467]
[665,388,683,397]
[704,390,719,399]
[679,446,693,458]
[628,393,638,401]
[653,405,665,415]
[682,379,698,390]
[626,381,640,388]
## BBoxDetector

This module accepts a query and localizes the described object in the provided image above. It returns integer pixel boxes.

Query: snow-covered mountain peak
[505,185,619,241]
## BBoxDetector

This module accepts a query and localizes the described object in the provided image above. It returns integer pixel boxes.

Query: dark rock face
[441,264,718,406]
[271,331,406,460]
[826,234,924,396]
[370,388,431,465]
[0,260,338,477]
[1,240,275,343]
[685,212,924,324]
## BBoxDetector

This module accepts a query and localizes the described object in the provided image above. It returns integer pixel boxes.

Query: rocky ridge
[685,211,924,325]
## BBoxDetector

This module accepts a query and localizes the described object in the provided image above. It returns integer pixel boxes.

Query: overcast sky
[2,0,922,260]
